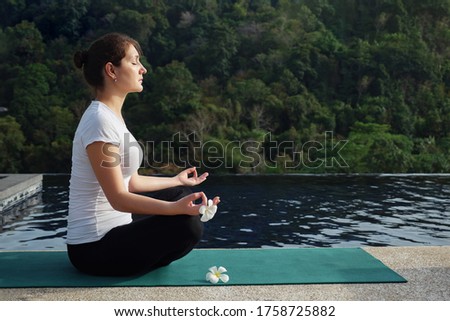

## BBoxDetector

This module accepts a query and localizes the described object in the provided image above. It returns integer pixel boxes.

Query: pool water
[0,174,449,250]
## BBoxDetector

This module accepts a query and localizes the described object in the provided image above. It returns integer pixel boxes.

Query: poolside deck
[0,174,42,212]
[0,245,449,301]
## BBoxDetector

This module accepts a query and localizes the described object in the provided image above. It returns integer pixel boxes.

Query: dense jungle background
[1,0,450,173]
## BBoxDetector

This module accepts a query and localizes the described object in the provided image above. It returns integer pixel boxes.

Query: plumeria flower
[199,199,217,222]
[206,266,229,284]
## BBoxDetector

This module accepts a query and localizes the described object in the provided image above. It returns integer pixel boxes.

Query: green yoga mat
[0,248,406,288]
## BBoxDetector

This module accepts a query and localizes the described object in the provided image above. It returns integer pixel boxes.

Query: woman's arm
[128,167,209,193]
[86,141,207,215]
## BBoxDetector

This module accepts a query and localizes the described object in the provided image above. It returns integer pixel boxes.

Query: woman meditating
[67,32,219,276]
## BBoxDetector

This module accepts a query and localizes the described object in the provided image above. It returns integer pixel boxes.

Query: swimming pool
[1,174,449,250]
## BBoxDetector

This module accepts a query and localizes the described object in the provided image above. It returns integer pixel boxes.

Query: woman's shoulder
[80,101,118,126]
[74,101,122,146]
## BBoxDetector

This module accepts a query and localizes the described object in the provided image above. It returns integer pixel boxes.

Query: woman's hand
[174,192,221,216]
[175,192,207,215]
[176,167,208,187]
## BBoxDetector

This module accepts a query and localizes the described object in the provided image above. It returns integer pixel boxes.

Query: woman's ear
[104,62,117,81]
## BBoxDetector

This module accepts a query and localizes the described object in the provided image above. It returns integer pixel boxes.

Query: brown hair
[74,33,143,89]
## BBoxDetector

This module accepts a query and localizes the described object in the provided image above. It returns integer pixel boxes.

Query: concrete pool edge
[0,174,43,212]
[0,245,449,301]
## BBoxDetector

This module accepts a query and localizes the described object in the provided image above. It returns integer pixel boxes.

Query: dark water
[0,174,449,250]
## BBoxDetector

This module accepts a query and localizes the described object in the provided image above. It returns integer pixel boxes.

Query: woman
[67,33,219,276]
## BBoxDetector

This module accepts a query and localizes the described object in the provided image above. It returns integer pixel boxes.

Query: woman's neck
[95,91,126,122]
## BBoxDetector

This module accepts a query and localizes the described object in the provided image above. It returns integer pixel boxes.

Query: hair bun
[74,50,88,69]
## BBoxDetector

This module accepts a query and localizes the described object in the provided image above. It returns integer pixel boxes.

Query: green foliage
[342,122,414,173]
[10,63,56,141]
[1,0,449,173]
[0,116,25,172]
[4,20,45,64]
[146,61,202,123]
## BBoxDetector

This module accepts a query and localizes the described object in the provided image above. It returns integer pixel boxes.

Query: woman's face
[114,44,147,93]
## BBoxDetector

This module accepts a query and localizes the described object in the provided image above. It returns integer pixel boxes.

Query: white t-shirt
[67,101,143,244]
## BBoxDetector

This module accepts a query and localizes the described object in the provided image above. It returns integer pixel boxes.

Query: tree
[343,122,413,173]
[145,61,202,124]
[0,0,26,28]
[0,116,25,172]
[112,9,155,46]
[4,20,45,65]
[226,78,277,130]
[31,0,89,41]
[184,20,238,79]
[9,63,56,143]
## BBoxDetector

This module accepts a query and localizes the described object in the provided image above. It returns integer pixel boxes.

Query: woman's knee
[186,215,204,241]
[173,215,203,243]
[149,214,203,242]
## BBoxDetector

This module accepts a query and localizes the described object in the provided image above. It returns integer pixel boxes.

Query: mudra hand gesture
[176,167,209,186]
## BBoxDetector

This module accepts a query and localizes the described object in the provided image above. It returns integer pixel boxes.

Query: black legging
[67,186,203,276]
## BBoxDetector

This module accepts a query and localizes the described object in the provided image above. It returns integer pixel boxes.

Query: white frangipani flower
[206,266,229,284]
[199,199,217,222]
